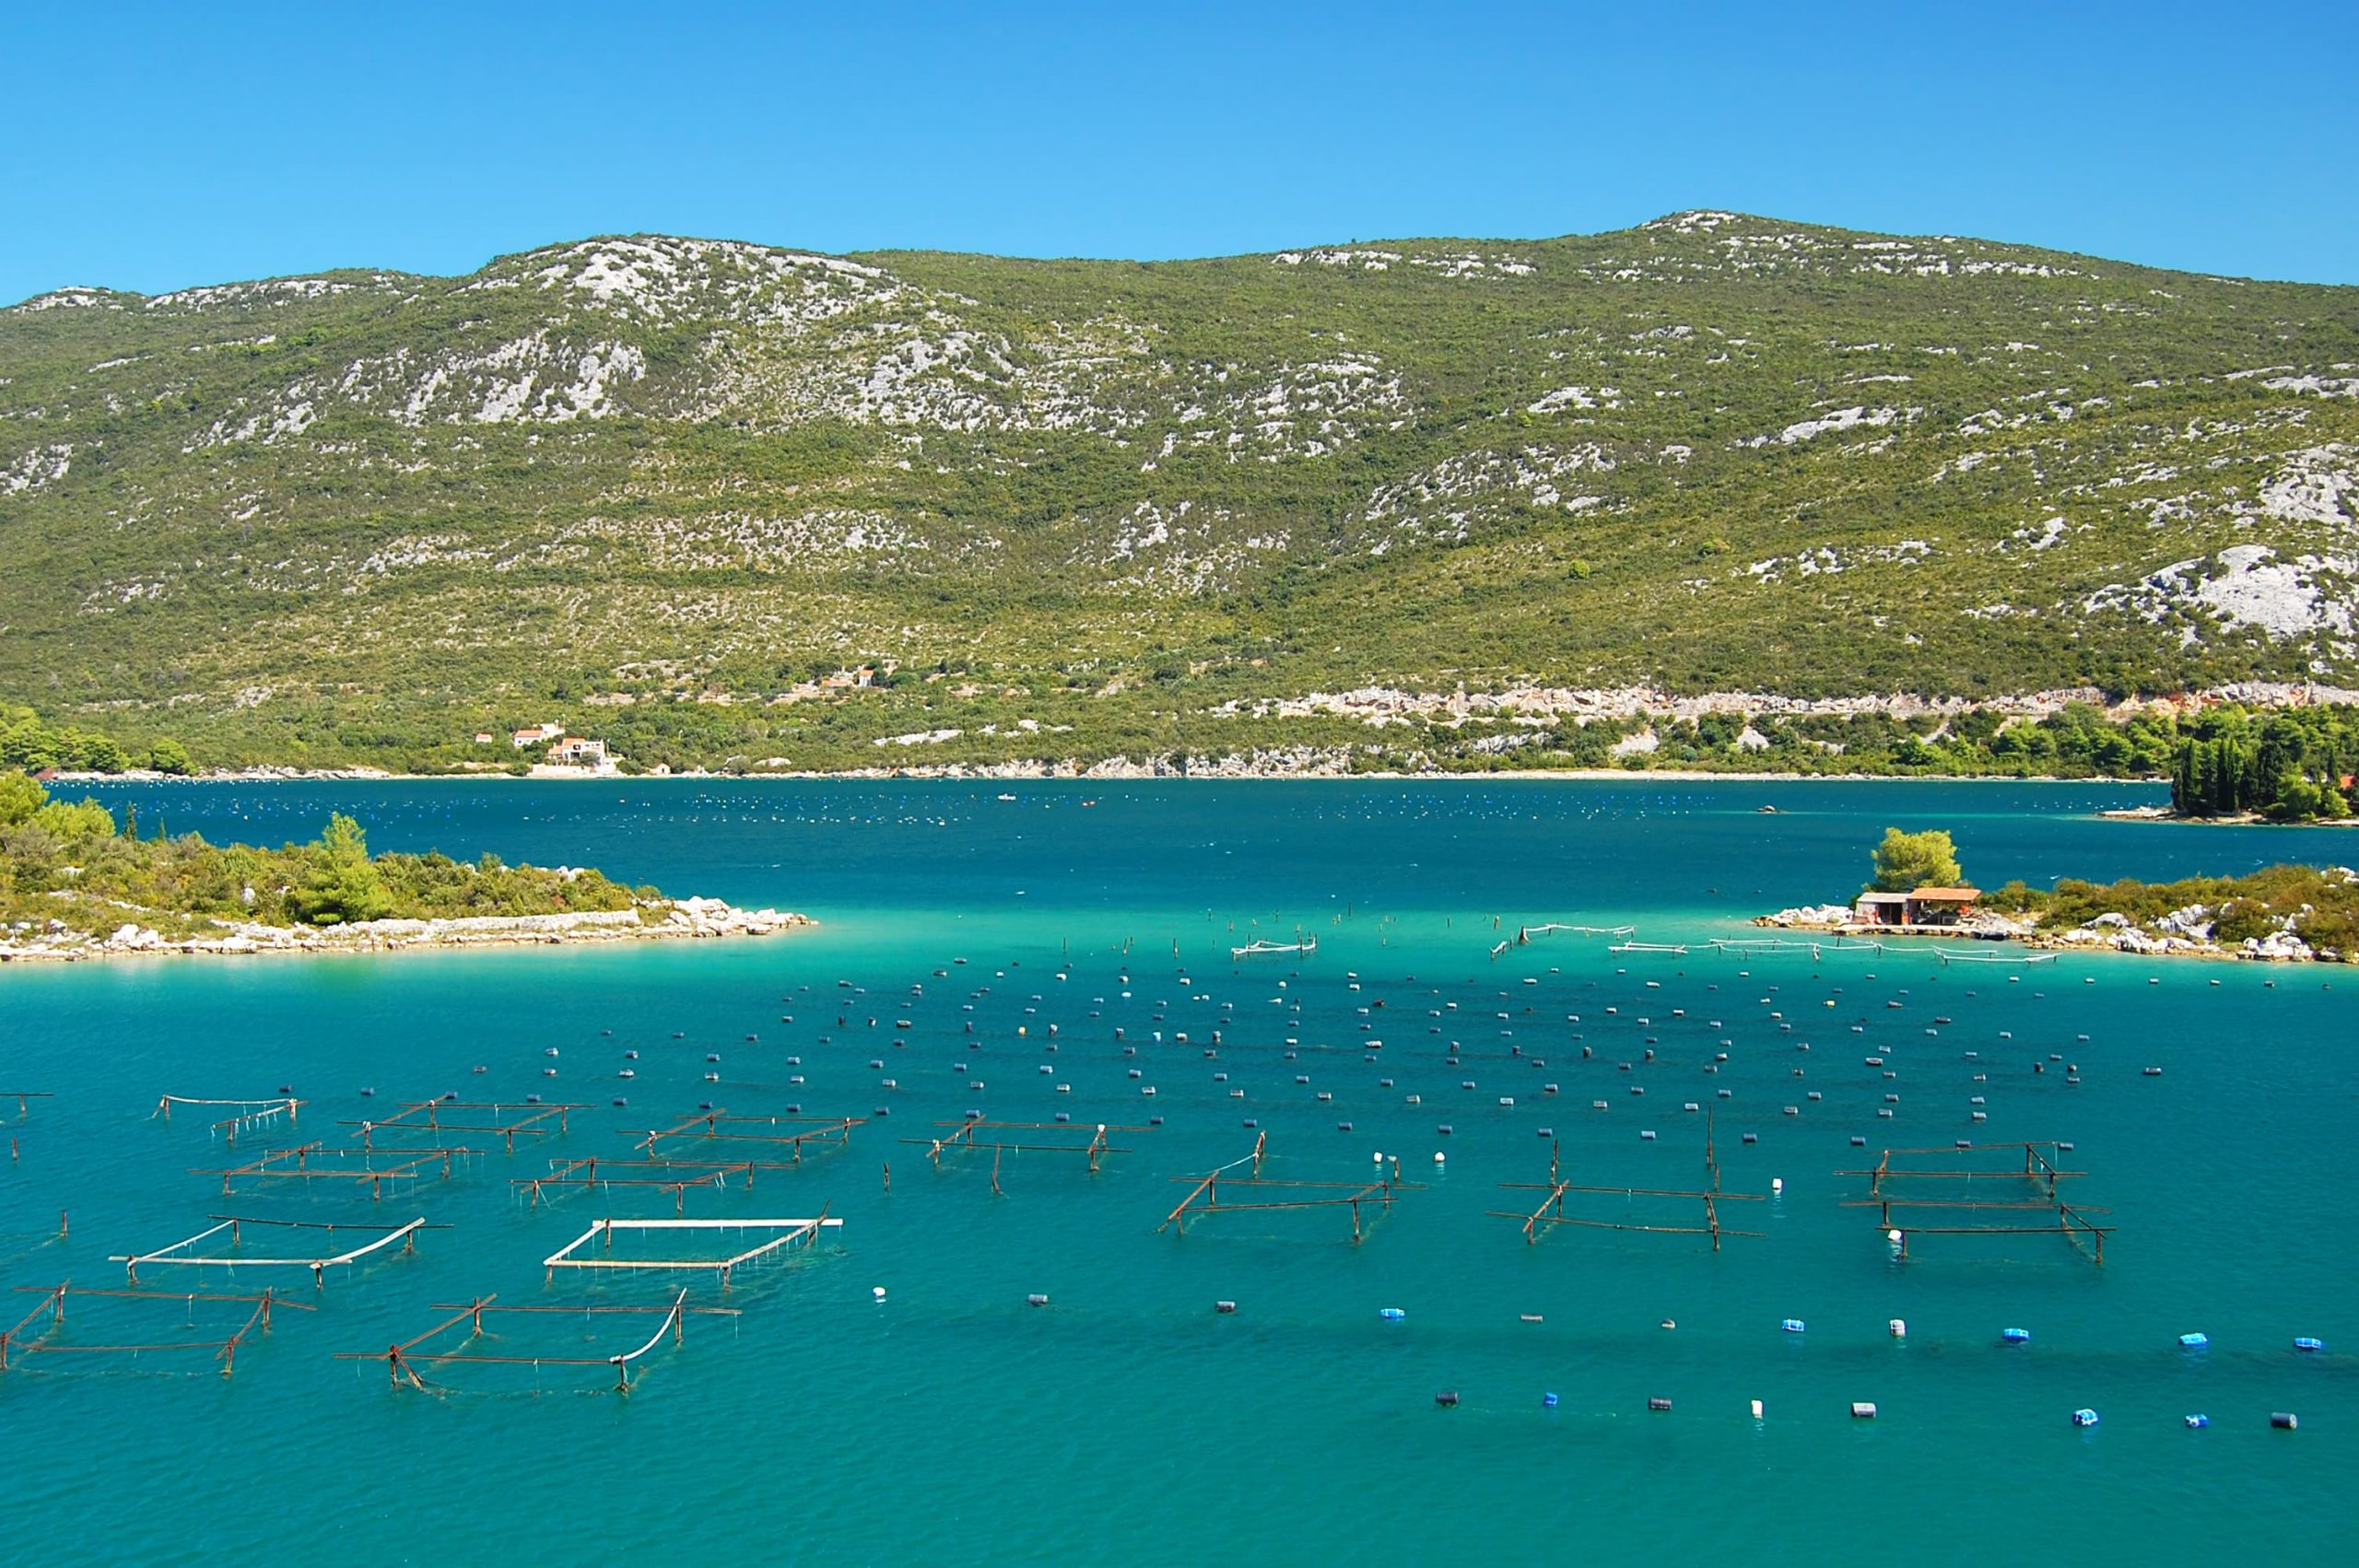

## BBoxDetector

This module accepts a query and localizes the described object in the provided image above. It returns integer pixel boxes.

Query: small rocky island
[0,775,806,963]
[1759,826,2356,963]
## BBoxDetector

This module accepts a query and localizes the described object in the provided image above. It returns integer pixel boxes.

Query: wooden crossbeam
[1845,1141,2112,1262]
[336,1290,740,1392]
[1160,1134,1408,1242]
[344,1101,582,1153]
[632,1111,863,1160]
[197,1142,475,1199]
[2,1281,311,1376]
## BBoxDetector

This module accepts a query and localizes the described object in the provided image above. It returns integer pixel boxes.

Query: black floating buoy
[1215,1300,1238,1314]
[359,1087,375,1097]
[745,1034,758,1042]
[2272,1411,2299,1430]
[1149,1116,1164,1127]
[1741,1132,1758,1144]
[1027,1293,1050,1308]
[1438,1124,1453,1136]
[1435,1391,1461,1408]
[1338,1121,1354,1132]
[1648,1397,1672,1412]
[1242,1117,1258,1129]
[612,1097,628,1107]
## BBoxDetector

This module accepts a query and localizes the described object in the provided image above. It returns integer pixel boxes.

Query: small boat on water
[1233,936,1317,959]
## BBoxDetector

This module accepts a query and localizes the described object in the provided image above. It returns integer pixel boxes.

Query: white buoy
[1750,1398,1765,1419]
[1888,1228,1904,1244]
[1373,1151,1385,1164]
[1889,1318,1907,1338]
[873,1286,887,1301]
[1432,1151,1446,1164]
[1772,1177,1784,1194]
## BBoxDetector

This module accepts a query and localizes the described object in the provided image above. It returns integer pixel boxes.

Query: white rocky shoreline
[58,754,2151,785]
[1755,897,2348,964]
[0,895,809,965]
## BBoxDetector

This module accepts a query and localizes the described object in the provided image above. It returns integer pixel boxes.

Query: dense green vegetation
[1983,865,2359,955]
[0,776,645,940]
[2,703,189,775]
[1869,827,1964,892]
[8,690,2343,786]
[5,212,2355,774]
[2168,708,2359,820]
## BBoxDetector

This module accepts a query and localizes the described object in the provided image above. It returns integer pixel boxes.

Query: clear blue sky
[4,1,2353,304]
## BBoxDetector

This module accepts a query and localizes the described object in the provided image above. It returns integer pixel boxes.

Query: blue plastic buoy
[1781,1318,1806,1334]
[2071,1408,2099,1427]
[2185,1414,2210,1429]
[2003,1328,2032,1343]
[1379,1307,1406,1322]
[2294,1337,2325,1352]
[2179,1333,2210,1349]
[1542,1392,1559,1408]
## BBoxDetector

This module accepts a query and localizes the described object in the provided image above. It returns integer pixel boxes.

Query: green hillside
[3,212,2355,773]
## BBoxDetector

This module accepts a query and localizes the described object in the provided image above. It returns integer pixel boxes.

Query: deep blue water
[0,779,2350,1564]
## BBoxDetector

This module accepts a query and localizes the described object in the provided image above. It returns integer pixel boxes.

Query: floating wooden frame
[1490,1123,1764,1249]
[344,1100,584,1154]
[336,1289,739,1394]
[1837,1141,2113,1262]
[904,1118,1150,1193]
[1,1282,311,1377]
[109,1214,435,1286]
[154,1094,302,1145]
[195,1141,477,1199]
[1161,1132,1413,1243]
[631,1110,864,1161]
[541,1212,842,1287]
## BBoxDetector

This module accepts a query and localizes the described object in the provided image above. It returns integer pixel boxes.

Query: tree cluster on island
[0,773,654,941]
[2167,708,2358,822]
[1860,824,2358,956]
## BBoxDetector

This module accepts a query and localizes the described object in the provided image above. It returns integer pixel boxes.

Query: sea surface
[2,778,2351,1564]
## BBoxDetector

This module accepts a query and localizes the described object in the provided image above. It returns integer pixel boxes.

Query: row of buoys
[1825,1321,2327,1354]
[1440,1395,2301,1429]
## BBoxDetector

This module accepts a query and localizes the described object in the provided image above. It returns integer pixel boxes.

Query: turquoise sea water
[2,778,2352,1564]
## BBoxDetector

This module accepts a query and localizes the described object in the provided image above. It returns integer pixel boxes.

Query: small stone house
[1853,886,1980,928]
